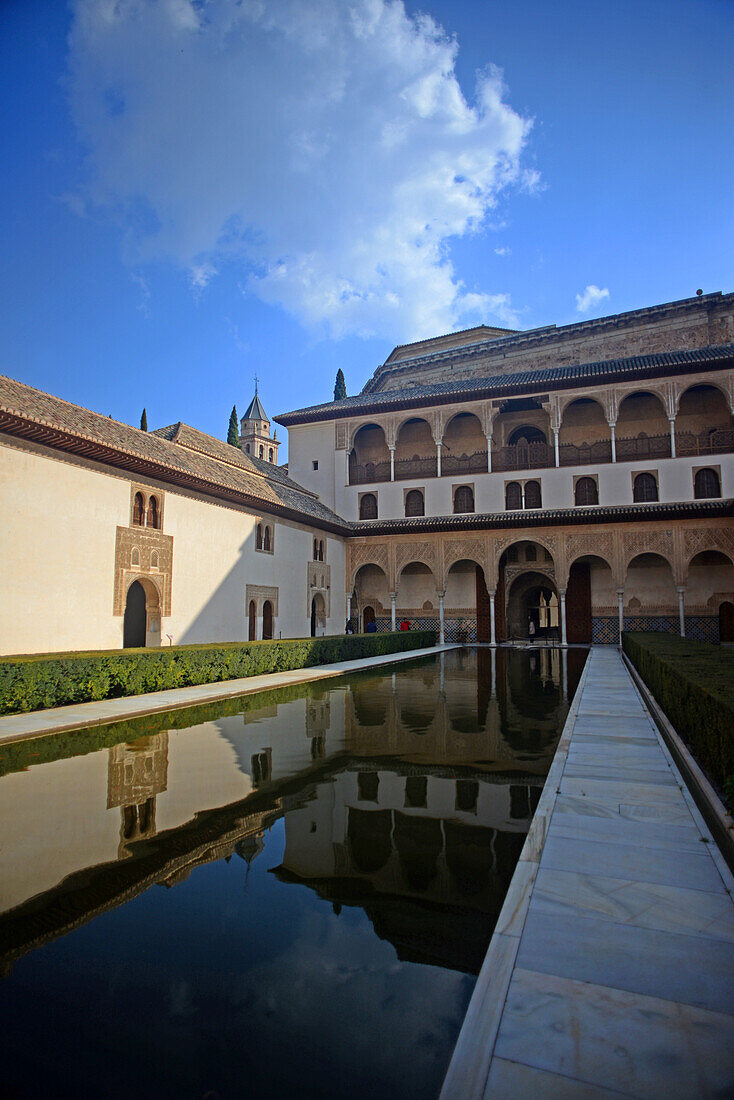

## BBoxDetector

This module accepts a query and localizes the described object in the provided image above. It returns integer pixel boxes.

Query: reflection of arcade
[107,734,169,856]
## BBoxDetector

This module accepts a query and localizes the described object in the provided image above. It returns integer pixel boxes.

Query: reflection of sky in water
[1,819,472,1099]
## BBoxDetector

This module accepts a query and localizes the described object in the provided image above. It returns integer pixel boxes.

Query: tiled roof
[0,374,349,533]
[242,391,268,421]
[275,343,734,426]
[351,499,734,536]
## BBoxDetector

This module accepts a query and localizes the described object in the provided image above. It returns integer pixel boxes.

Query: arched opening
[150,550,159,570]
[310,592,326,637]
[633,472,658,503]
[442,412,488,475]
[263,525,272,552]
[394,418,436,481]
[624,553,677,633]
[133,492,145,526]
[396,667,436,732]
[506,572,559,641]
[269,448,274,462]
[319,540,324,561]
[262,600,274,640]
[359,493,378,520]
[493,400,551,471]
[685,550,734,642]
[676,384,733,457]
[507,425,546,447]
[524,480,542,509]
[505,481,522,510]
[445,558,490,642]
[405,489,425,517]
[559,398,611,466]
[248,599,257,641]
[131,546,140,567]
[123,580,147,648]
[349,423,391,485]
[256,523,263,550]
[396,561,435,627]
[568,553,614,643]
[720,601,734,644]
[353,562,389,632]
[617,392,670,460]
[245,444,251,453]
[575,476,599,506]
[453,485,475,514]
[146,495,159,528]
[694,468,721,499]
[259,445,264,459]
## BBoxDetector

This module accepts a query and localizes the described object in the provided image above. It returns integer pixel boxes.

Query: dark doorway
[720,601,734,643]
[311,597,317,637]
[566,561,592,643]
[363,605,375,632]
[476,566,491,642]
[495,567,506,642]
[248,600,257,641]
[262,600,274,640]
[123,581,146,648]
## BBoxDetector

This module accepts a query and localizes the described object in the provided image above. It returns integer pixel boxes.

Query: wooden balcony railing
[615,433,671,461]
[441,451,489,476]
[559,439,613,467]
[492,441,553,472]
[675,428,734,457]
[349,460,391,485]
[394,455,438,481]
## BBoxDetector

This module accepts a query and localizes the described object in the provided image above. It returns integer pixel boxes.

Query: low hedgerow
[622,631,734,794]
[0,631,436,716]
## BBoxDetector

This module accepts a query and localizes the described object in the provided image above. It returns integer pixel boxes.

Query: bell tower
[239,378,280,464]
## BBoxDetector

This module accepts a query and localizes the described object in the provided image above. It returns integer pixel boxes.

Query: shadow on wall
[177,527,260,645]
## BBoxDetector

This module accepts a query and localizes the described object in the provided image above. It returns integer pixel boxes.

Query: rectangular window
[312,460,319,470]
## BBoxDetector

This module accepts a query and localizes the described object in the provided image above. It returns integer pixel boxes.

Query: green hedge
[622,632,734,793]
[0,631,436,716]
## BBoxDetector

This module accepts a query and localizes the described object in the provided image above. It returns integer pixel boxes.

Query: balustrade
[394,455,438,481]
[675,428,734,458]
[492,441,552,472]
[614,433,671,461]
[349,460,391,485]
[559,439,613,467]
[441,451,489,476]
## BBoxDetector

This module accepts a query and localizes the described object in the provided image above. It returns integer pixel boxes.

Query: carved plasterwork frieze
[560,531,618,587]
[505,562,556,590]
[442,537,489,584]
[621,529,675,576]
[113,526,172,616]
[683,528,734,572]
[246,585,279,616]
[307,562,331,618]
[395,540,438,580]
[335,422,348,451]
[348,541,390,589]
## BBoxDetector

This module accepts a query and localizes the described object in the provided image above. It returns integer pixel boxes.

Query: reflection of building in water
[107,733,169,854]
[277,765,542,972]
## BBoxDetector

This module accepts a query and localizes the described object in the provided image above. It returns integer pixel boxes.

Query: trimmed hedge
[0,631,436,716]
[622,631,734,793]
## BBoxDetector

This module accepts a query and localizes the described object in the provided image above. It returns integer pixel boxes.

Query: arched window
[453,485,474,514]
[505,482,522,510]
[131,546,140,567]
[245,444,250,453]
[269,448,273,462]
[133,492,144,526]
[524,481,542,509]
[263,526,272,552]
[405,489,424,517]
[248,600,257,641]
[633,472,658,502]
[319,540,324,561]
[150,550,159,570]
[256,523,263,550]
[146,495,159,528]
[575,477,598,506]
[259,445,264,459]
[313,538,319,560]
[359,493,378,520]
[694,468,720,499]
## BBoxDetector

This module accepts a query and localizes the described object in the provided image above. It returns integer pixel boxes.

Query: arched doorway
[262,600,274,640]
[310,593,326,637]
[506,572,559,641]
[248,599,257,641]
[720,601,734,643]
[445,558,490,642]
[363,605,375,632]
[123,580,147,648]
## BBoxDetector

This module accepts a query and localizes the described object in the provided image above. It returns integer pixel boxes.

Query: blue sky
[2,0,732,455]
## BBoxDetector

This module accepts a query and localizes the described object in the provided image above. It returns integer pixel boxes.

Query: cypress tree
[140,408,148,432]
[333,368,347,401]
[227,405,239,447]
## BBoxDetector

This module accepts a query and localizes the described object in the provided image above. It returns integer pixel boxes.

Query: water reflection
[0,648,585,1098]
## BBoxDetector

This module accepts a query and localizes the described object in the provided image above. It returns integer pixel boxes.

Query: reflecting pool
[0,647,586,1098]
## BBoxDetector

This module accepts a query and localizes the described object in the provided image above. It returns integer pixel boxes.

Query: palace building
[1,291,733,655]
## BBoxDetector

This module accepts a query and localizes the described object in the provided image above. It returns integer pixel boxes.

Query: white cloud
[68,0,533,340]
[494,246,511,256]
[575,284,610,314]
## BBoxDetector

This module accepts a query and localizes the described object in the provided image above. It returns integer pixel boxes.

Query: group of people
[345,618,411,634]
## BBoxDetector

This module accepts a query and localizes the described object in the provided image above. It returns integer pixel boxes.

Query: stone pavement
[441,645,734,1099]
[0,643,457,745]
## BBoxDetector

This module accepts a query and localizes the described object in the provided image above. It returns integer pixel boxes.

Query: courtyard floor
[441,645,734,1099]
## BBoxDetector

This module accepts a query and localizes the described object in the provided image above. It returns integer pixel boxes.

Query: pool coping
[0,643,460,746]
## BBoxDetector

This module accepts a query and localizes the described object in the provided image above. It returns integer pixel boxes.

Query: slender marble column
[347,594,352,625]
[609,422,617,463]
[553,428,560,467]
[390,592,397,632]
[617,589,624,646]
[486,436,493,473]
[489,592,497,646]
[389,447,395,481]
[669,418,677,458]
[559,588,567,646]
[491,645,497,696]
[436,442,442,478]
[438,591,445,645]
[677,586,686,637]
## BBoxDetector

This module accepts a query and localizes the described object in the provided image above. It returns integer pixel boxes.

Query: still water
[0,647,585,1099]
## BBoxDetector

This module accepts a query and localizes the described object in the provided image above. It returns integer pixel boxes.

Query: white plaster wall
[285,423,338,509]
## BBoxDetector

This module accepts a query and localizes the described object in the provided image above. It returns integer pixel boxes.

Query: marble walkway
[0,643,457,745]
[441,645,734,1099]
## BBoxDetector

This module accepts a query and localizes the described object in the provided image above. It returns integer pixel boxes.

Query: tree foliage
[227,404,239,446]
[140,408,148,432]
[333,368,347,401]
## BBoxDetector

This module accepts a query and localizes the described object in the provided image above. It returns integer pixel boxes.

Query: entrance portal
[123,580,146,648]
[506,572,559,641]
[263,600,274,640]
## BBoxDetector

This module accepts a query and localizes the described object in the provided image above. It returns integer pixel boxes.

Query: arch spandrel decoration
[442,538,490,585]
[558,531,619,588]
[395,541,438,580]
[348,542,390,590]
[489,532,559,591]
[683,528,734,573]
[621,529,677,578]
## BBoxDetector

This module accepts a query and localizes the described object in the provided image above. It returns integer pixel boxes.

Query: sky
[2,0,733,456]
